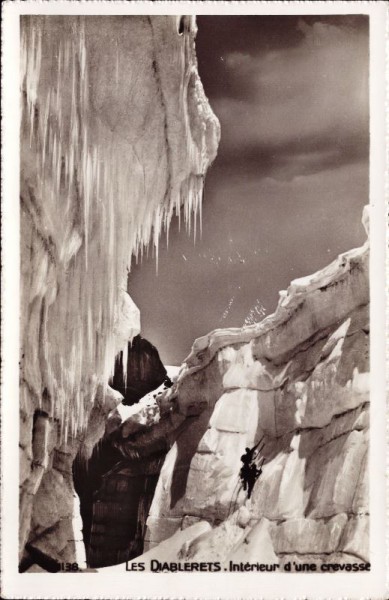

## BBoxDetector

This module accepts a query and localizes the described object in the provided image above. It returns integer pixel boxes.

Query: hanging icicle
[20,15,219,443]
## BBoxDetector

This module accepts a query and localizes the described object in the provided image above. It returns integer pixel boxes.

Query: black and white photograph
[1,2,387,599]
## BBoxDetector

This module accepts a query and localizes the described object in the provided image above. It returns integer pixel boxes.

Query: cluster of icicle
[20,16,207,441]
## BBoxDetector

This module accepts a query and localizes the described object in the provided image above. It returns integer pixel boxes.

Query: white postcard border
[2,2,387,599]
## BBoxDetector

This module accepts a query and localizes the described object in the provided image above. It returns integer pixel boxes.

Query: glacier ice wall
[19,15,219,566]
[139,221,369,566]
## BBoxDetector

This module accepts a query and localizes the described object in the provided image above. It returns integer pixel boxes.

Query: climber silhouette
[246,463,262,498]
[239,439,264,499]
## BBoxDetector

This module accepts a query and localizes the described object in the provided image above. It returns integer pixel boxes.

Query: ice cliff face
[139,224,369,566]
[19,15,219,568]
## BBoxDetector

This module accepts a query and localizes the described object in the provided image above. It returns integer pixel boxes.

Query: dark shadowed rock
[110,336,168,406]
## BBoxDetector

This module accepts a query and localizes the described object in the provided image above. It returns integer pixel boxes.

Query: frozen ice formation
[19,13,369,571]
[19,15,219,565]
[137,224,369,565]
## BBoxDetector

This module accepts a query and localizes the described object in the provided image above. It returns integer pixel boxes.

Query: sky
[128,15,369,366]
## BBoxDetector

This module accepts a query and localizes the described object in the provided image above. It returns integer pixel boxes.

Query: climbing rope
[227,478,243,519]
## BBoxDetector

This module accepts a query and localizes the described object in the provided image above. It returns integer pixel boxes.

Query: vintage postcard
[1,1,387,598]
